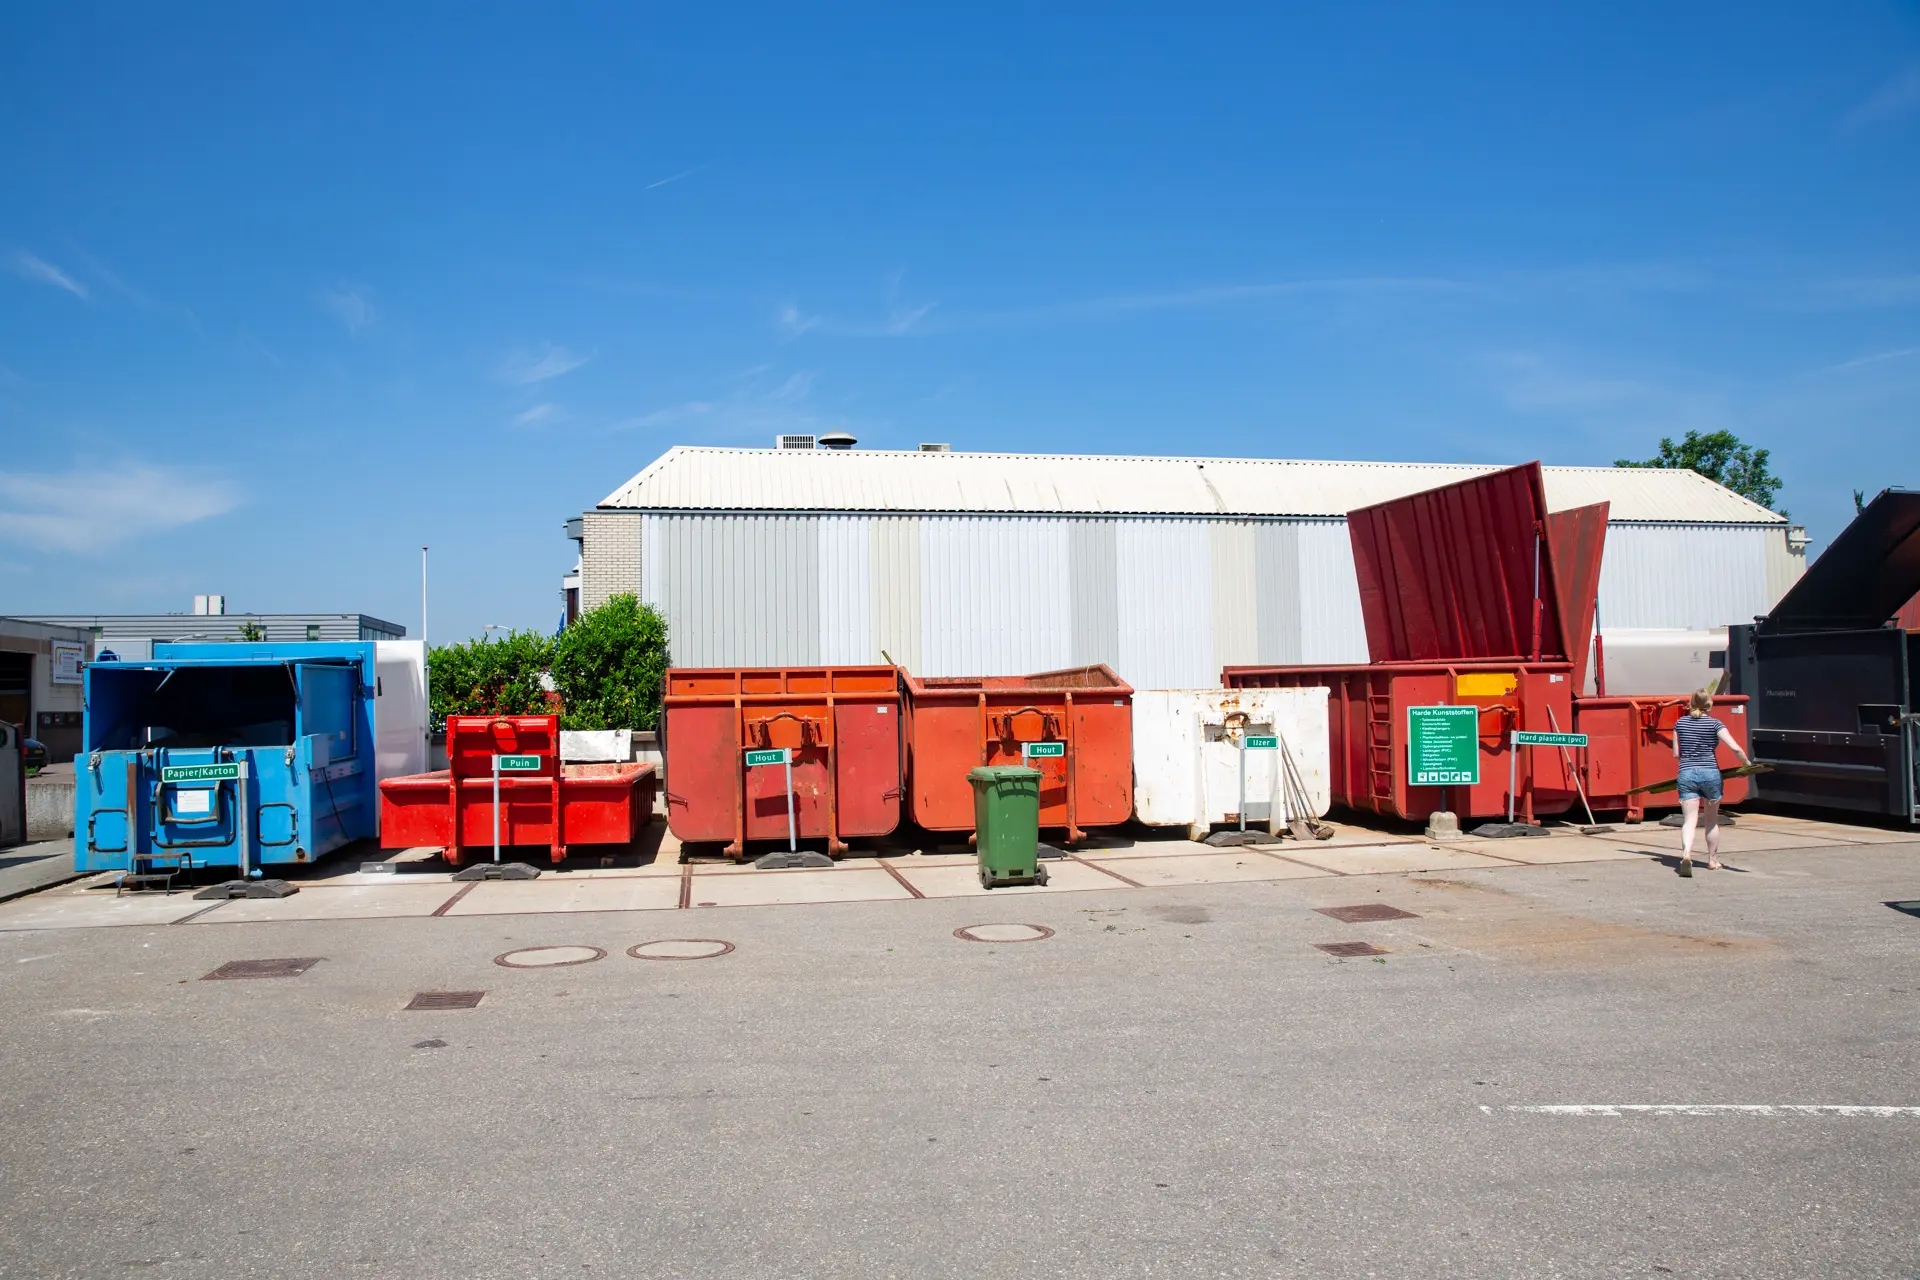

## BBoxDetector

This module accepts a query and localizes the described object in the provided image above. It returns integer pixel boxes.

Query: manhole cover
[1316,904,1419,923]
[1315,941,1388,958]
[406,990,486,1010]
[493,945,607,969]
[954,923,1055,944]
[627,939,735,961]
[202,957,321,980]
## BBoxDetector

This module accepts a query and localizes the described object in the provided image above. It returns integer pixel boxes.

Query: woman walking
[1673,689,1750,876]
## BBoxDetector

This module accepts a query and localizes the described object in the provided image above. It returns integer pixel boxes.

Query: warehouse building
[20,598,405,663]
[568,444,1806,689]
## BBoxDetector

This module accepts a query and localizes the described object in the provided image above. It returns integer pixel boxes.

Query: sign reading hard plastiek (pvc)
[495,754,542,771]
[160,763,241,783]
[744,748,791,767]
[1407,706,1480,786]
[1511,730,1589,748]
[1243,735,1279,750]
[1021,741,1066,759]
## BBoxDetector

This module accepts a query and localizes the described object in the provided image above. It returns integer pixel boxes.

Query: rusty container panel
[1546,500,1609,693]
[662,666,903,856]
[1223,662,1579,821]
[1575,694,1751,818]
[901,665,1133,841]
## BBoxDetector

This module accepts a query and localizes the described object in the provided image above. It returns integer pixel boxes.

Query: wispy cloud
[497,343,592,385]
[609,368,847,441]
[0,463,241,553]
[1481,350,1727,433]
[646,161,715,190]
[9,252,88,300]
[513,402,560,426]
[1824,345,1920,372]
[776,305,821,340]
[319,284,375,334]
[1804,274,1920,309]
[1844,64,1920,131]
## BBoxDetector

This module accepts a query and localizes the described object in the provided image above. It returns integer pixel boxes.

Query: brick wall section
[580,512,643,611]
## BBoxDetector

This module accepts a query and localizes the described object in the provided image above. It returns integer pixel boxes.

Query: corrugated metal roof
[600,447,1786,525]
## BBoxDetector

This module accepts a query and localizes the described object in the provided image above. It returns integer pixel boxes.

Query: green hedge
[427,595,669,731]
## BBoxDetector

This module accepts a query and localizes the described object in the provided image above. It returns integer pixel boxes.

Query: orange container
[378,715,656,865]
[662,666,903,858]
[901,665,1133,842]
[1575,694,1752,820]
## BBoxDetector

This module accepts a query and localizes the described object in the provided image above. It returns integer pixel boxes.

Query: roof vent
[918,443,951,452]
[776,434,816,451]
[818,431,857,450]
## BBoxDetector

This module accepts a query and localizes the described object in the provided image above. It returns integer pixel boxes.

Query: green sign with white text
[1243,735,1279,750]
[160,763,240,783]
[495,754,541,771]
[1407,706,1480,786]
[744,748,791,767]
[1021,741,1065,759]
[1512,730,1588,748]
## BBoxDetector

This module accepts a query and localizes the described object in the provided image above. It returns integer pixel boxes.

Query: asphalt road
[1,841,1917,1279]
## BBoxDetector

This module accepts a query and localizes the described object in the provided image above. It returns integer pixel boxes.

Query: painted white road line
[1484,1104,1920,1117]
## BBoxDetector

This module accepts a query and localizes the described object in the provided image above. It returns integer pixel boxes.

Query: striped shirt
[1674,714,1723,770]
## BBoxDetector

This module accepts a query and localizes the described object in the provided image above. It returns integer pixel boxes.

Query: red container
[1225,661,1581,822]
[662,666,903,857]
[1576,694,1752,819]
[901,665,1133,842]
[378,715,656,865]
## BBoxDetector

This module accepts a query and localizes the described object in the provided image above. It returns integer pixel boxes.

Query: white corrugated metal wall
[625,512,1793,682]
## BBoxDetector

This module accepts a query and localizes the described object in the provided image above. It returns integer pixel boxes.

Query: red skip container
[901,665,1133,843]
[379,715,656,865]
[662,666,904,858]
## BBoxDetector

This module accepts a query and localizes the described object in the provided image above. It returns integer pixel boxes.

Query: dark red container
[662,666,903,857]
[379,715,656,865]
[1575,694,1752,819]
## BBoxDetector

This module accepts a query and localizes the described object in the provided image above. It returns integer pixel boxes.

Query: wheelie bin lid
[967,765,1041,784]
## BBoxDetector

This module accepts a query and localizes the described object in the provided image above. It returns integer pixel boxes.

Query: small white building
[568,444,1805,689]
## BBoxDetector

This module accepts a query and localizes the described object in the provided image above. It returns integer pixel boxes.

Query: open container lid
[1759,488,1920,634]
[1346,460,1607,689]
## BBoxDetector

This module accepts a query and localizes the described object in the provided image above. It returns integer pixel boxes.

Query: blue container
[74,643,381,874]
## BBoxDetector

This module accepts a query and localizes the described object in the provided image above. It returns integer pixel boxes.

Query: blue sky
[3,3,1917,643]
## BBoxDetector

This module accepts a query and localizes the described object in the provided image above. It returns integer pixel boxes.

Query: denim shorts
[1676,765,1723,802]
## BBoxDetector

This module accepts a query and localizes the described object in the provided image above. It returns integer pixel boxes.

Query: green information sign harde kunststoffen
[495,754,542,771]
[744,748,791,767]
[160,763,240,783]
[1407,705,1480,786]
[1021,741,1066,759]
[1242,735,1279,750]
[1512,730,1589,748]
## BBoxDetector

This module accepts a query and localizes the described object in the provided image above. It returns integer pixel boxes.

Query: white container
[1583,628,1729,697]
[560,729,632,763]
[1132,688,1330,840]
[374,640,430,783]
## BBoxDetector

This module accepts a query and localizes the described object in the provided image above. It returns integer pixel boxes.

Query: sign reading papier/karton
[160,763,241,783]
[1021,741,1065,760]
[744,748,791,767]
[1407,706,1480,786]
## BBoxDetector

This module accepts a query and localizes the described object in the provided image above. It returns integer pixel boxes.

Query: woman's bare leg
[1704,799,1722,868]
[1680,795,1700,865]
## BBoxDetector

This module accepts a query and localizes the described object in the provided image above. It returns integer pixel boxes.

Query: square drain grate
[202,957,321,981]
[406,990,485,1011]
[1315,941,1389,958]
[1316,904,1419,923]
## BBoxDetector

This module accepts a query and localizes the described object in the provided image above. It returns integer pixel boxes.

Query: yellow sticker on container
[1455,672,1517,698]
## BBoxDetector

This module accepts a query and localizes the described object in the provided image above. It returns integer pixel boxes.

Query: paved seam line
[875,859,926,899]
[1067,854,1144,888]
[170,900,232,925]
[1453,846,1533,865]
[430,883,479,917]
[678,864,692,910]
[1254,848,1349,876]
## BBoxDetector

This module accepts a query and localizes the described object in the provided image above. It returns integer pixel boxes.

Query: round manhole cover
[494,945,607,969]
[953,923,1055,944]
[627,938,735,961]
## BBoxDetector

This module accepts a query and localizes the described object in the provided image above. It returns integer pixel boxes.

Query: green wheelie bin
[968,765,1048,889]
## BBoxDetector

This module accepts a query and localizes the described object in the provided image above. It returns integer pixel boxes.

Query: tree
[235,620,266,641]
[428,629,555,726]
[1614,430,1784,513]
[552,594,670,731]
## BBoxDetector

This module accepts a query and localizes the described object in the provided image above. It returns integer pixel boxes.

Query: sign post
[1507,729,1590,824]
[1238,734,1279,831]
[492,754,541,864]
[744,748,795,851]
